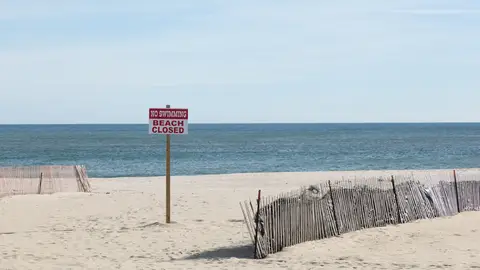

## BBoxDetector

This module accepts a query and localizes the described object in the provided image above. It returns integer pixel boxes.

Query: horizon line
[2,121,480,125]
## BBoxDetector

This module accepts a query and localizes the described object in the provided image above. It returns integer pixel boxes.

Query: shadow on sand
[182,244,254,260]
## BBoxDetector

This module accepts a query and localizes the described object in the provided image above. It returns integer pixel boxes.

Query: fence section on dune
[240,170,480,259]
[0,165,91,198]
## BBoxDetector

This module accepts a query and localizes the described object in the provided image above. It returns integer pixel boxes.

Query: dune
[1,170,479,269]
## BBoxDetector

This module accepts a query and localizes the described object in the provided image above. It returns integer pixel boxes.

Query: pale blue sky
[1,0,479,124]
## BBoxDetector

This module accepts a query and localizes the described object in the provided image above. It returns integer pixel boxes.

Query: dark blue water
[1,123,480,178]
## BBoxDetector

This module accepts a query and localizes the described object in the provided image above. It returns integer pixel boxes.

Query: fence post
[37,172,43,194]
[391,175,402,224]
[453,170,461,213]
[328,180,340,235]
[254,190,262,259]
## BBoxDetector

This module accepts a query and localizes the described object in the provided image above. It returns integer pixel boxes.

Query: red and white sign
[149,108,189,135]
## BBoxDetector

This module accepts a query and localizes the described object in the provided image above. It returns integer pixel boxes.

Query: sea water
[1,123,480,178]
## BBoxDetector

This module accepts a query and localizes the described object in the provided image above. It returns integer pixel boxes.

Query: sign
[149,105,188,224]
[149,108,188,135]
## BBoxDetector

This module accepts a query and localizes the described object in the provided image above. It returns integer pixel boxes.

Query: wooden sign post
[165,105,172,223]
[149,105,189,223]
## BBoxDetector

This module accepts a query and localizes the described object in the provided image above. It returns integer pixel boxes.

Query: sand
[1,170,480,269]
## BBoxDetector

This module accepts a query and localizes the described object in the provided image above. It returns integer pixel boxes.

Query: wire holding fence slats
[241,169,480,259]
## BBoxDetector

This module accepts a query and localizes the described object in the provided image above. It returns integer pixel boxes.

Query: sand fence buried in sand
[0,165,91,198]
[240,169,480,259]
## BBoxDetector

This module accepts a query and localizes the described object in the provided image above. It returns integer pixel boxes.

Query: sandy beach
[1,170,480,269]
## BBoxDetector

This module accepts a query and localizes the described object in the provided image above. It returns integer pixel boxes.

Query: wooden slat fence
[0,165,91,198]
[240,169,480,259]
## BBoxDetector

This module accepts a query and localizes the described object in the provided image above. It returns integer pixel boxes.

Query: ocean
[1,123,480,178]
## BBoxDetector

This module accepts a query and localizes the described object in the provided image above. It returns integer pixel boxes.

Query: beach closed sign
[149,108,189,135]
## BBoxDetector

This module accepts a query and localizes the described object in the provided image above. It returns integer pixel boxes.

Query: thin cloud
[394,9,480,15]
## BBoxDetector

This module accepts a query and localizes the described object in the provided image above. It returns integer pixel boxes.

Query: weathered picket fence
[240,169,480,259]
[0,165,91,198]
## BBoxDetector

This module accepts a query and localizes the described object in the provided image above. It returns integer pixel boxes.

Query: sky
[1,0,479,124]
